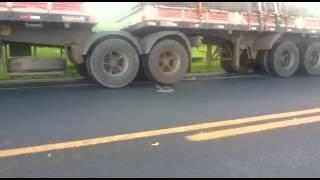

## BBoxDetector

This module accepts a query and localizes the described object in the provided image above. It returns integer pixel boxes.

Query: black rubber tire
[251,62,262,73]
[237,52,253,74]
[134,62,149,81]
[8,57,66,73]
[87,38,139,88]
[220,50,252,74]
[75,63,92,80]
[268,41,300,77]
[256,50,271,74]
[299,42,320,75]
[251,65,261,74]
[220,43,235,73]
[220,59,235,73]
[143,39,189,85]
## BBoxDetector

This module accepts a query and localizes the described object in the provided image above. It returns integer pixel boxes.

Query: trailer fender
[139,31,192,55]
[82,31,142,57]
[253,33,283,52]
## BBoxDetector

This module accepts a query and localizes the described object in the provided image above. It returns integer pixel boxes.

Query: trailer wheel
[75,63,92,80]
[268,41,300,77]
[220,60,235,73]
[143,39,189,85]
[220,43,235,73]
[87,38,139,88]
[237,52,253,74]
[256,50,271,74]
[133,61,149,81]
[220,49,251,74]
[251,62,262,73]
[299,42,320,75]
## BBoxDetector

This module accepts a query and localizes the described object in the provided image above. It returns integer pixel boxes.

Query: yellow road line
[1,108,320,158]
[186,115,320,142]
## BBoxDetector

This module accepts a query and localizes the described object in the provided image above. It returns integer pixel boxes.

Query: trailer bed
[0,2,94,24]
[117,3,320,36]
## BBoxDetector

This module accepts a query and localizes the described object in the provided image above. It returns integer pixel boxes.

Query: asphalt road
[1,73,320,177]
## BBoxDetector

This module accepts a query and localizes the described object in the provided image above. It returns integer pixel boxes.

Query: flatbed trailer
[1,2,320,88]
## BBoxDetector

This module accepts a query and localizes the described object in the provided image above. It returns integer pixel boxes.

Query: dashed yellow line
[1,108,320,158]
[186,115,320,141]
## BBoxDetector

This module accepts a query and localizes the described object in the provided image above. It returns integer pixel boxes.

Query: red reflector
[20,15,30,20]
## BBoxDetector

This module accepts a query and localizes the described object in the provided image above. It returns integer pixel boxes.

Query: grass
[190,45,222,73]
[191,61,222,73]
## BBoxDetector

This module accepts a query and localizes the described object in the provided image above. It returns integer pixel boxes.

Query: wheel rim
[158,51,180,74]
[280,50,294,70]
[102,51,128,77]
[309,50,320,68]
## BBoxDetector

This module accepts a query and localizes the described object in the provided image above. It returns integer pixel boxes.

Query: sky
[85,2,136,20]
[84,2,137,31]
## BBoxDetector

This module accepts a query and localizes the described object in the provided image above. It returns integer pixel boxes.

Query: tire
[8,57,66,73]
[143,39,189,85]
[256,50,271,74]
[134,62,149,81]
[268,41,300,77]
[220,59,235,73]
[251,64,260,73]
[87,38,139,88]
[220,43,235,73]
[299,42,320,75]
[220,48,251,74]
[75,63,92,80]
[237,52,253,74]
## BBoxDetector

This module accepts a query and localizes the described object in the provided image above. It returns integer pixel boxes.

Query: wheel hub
[159,51,180,74]
[310,51,320,68]
[280,51,294,69]
[103,51,128,77]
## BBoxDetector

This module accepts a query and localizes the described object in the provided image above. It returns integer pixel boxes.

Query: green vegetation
[191,61,222,73]
[190,45,222,73]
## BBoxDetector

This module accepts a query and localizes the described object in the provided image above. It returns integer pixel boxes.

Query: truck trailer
[1,2,320,88]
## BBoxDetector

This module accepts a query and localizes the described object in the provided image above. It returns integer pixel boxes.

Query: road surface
[1,73,320,177]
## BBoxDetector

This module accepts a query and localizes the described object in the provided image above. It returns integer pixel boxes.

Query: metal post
[0,43,8,75]
[4,43,8,60]
[0,42,3,73]
[206,43,213,65]
[33,46,37,57]
[4,43,8,74]
[257,2,264,31]
[60,47,63,58]
[233,34,241,69]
